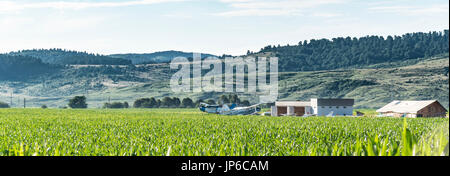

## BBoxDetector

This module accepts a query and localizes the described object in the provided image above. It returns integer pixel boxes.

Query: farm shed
[272,101,312,116]
[271,98,354,117]
[376,100,448,118]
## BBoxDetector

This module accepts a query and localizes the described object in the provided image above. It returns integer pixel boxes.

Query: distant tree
[219,95,230,104]
[104,102,128,109]
[229,94,241,104]
[172,97,181,108]
[161,97,173,108]
[134,98,149,108]
[123,102,129,109]
[149,98,157,108]
[181,98,195,108]
[41,105,48,109]
[7,49,132,65]
[68,96,87,109]
[0,101,10,108]
[134,98,159,108]
[103,103,110,109]
[0,54,59,81]
[206,99,216,105]
[156,99,162,108]
[195,99,204,107]
[241,100,251,106]
[141,101,152,108]
[257,30,449,72]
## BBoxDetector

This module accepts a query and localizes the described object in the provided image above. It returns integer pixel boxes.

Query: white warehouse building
[271,98,355,117]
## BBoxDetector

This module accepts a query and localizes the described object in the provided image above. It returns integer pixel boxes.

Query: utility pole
[10,92,13,107]
[23,98,26,108]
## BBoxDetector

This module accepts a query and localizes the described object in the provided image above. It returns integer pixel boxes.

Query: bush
[206,99,216,105]
[181,98,195,108]
[0,101,10,108]
[134,97,199,108]
[241,100,251,106]
[134,98,157,108]
[68,96,87,109]
[41,105,48,109]
[104,102,129,109]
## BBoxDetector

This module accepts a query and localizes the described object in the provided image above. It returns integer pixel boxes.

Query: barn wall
[417,102,448,117]
[271,106,278,117]
[277,106,287,116]
[294,107,305,116]
[316,106,353,116]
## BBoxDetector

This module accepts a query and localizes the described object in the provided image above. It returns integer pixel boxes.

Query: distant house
[376,100,448,118]
[271,98,354,117]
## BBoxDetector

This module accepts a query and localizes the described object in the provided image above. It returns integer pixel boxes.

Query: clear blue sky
[0,0,448,56]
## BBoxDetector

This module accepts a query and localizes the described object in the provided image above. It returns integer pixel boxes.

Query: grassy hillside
[277,55,449,108]
[109,51,217,64]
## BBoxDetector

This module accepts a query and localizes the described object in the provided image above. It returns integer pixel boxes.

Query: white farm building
[271,98,355,117]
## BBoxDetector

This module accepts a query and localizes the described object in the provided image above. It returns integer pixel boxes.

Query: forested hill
[0,54,59,80]
[8,49,131,65]
[253,30,449,72]
[109,51,217,64]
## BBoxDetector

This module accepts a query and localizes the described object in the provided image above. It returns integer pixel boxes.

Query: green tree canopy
[181,98,195,108]
[104,102,129,109]
[68,96,87,109]
[161,97,173,108]
[0,101,10,108]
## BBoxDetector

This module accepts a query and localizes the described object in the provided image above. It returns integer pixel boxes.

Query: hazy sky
[0,0,448,56]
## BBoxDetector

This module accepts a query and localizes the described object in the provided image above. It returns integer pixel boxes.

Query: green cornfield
[0,109,448,156]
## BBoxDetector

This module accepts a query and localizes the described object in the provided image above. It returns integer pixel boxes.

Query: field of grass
[0,108,448,156]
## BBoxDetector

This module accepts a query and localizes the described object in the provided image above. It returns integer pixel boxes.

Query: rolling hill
[0,54,60,81]
[277,54,449,108]
[0,54,447,109]
[0,30,448,109]
[8,49,132,65]
[109,51,217,64]
[253,30,449,72]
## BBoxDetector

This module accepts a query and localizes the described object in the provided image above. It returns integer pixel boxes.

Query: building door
[277,106,287,116]
[294,107,305,116]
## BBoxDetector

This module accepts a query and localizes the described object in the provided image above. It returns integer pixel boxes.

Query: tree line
[2,94,259,109]
[62,94,251,109]
[133,94,250,109]
[257,30,449,72]
[0,54,59,81]
[8,49,131,65]
[0,101,9,108]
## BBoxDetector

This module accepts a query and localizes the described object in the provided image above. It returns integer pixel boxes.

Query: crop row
[0,109,448,156]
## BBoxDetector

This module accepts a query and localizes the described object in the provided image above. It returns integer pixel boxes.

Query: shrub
[0,101,10,108]
[104,102,129,109]
[68,96,87,109]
